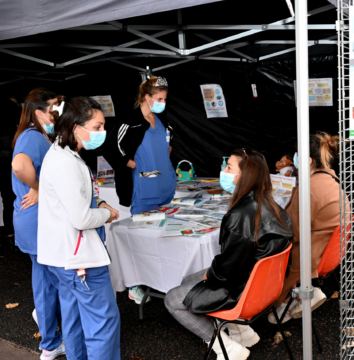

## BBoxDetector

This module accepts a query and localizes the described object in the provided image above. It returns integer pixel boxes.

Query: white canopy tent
[0,1,347,359]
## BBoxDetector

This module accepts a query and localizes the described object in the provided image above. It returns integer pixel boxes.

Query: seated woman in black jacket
[164,149,293,360]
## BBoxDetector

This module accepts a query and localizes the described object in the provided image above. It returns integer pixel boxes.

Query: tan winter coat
[276,168,343,305]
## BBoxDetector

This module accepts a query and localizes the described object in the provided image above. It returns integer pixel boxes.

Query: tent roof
[0,0,339,87]
[0,0,222,41]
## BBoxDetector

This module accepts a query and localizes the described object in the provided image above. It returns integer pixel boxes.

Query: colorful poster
[350,6,354,137]
[200,84,228,118]
[97,156,114,179]
[90,95,115,117]
[294,78,333,107]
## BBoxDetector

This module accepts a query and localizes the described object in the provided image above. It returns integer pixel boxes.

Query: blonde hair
[134,76,168,108]
[309,132,340,169]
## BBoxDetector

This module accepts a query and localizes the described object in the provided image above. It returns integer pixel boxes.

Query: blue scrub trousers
[47,265,121,360]
[29,255,62,351]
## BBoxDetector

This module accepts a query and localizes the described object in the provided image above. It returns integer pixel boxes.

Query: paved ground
[0,236,341,360]
[0,338,39,360]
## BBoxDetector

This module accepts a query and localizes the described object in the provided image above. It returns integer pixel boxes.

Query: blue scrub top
[12,128,51,255]
[131,115,176,214]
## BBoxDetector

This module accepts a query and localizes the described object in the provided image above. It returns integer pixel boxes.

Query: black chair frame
[204,301,294,360]
[279,296,322,354]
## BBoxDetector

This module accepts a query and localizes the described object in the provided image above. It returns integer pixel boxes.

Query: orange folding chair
[317,223,350,285]
[204,244,293,360]
[279,224,351,353]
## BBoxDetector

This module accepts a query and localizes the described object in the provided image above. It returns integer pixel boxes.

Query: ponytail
[309,132,339,169]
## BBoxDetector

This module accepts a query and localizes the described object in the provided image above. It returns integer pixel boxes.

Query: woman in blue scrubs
[103,76,176,303]
[130,77,176,214]
[11,88,65,360]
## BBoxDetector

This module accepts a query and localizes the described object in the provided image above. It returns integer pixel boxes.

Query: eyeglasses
[241,148,246,155]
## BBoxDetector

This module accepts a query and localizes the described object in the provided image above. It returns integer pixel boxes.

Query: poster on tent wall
[350,6,354,138]
[200,84,228,118]
[294,78,333,107]
[90,95,115,117]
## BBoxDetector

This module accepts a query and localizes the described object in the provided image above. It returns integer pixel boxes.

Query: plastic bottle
[221,157,229,171]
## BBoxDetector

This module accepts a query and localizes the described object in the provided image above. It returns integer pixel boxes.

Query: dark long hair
[228,149,288,242]
[54,96,102,151]
[12,88,62,150]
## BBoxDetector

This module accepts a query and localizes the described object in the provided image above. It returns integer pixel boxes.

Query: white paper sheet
[200,84,228,118]
[97,156,114,179]
[294,78,333,107]
[91,95,115,117]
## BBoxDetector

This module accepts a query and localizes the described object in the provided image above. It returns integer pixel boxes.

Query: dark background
[1,54,339,176]
[0,0,340,176]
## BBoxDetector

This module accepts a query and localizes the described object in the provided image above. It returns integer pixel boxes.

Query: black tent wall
[3,54,338,177]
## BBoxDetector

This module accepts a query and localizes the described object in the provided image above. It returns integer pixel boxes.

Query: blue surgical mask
[40,111,54,134]
[293,152,299,169]
[148,97,166,113]
[77,126,106,150]
[220,171,239,193]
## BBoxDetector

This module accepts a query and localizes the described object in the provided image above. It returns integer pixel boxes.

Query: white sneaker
[32,309,39,326]
[207,329,250,360]
[128,286,151,305]
[267,301,298,324]
[227,323,260,348]
[291,287,327,319]
[40,339,65,360]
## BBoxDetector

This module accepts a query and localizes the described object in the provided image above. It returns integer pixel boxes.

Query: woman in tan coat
[268,132,346,324]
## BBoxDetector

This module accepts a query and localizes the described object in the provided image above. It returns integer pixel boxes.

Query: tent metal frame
[0,2,346,360]
[0,3,337,84]
[338,1,353,359]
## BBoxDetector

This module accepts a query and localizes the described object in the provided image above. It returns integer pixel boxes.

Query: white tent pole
[294,0,313,359]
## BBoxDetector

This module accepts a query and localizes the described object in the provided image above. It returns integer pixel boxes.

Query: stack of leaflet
[171,197,204,206]
[128,212,166,230]
[120,196,231,237]
[173,210,211,220]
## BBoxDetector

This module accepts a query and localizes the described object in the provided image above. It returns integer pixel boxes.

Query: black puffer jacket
[183,191,293,315]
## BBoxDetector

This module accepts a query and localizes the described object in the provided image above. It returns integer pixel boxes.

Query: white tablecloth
[97,179,289,294]
[106,223,221,293]
[97,177,215,221]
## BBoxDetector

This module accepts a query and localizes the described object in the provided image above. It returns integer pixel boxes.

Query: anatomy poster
[294,78,333,107]
[200,84,228,118]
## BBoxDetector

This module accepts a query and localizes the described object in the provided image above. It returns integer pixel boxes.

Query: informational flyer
[90,95,115,117]
[350,6,354,137]
[294,78,333,107]
[97,156,114,179]
[200,84,228,118]
[270,174,296,198]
